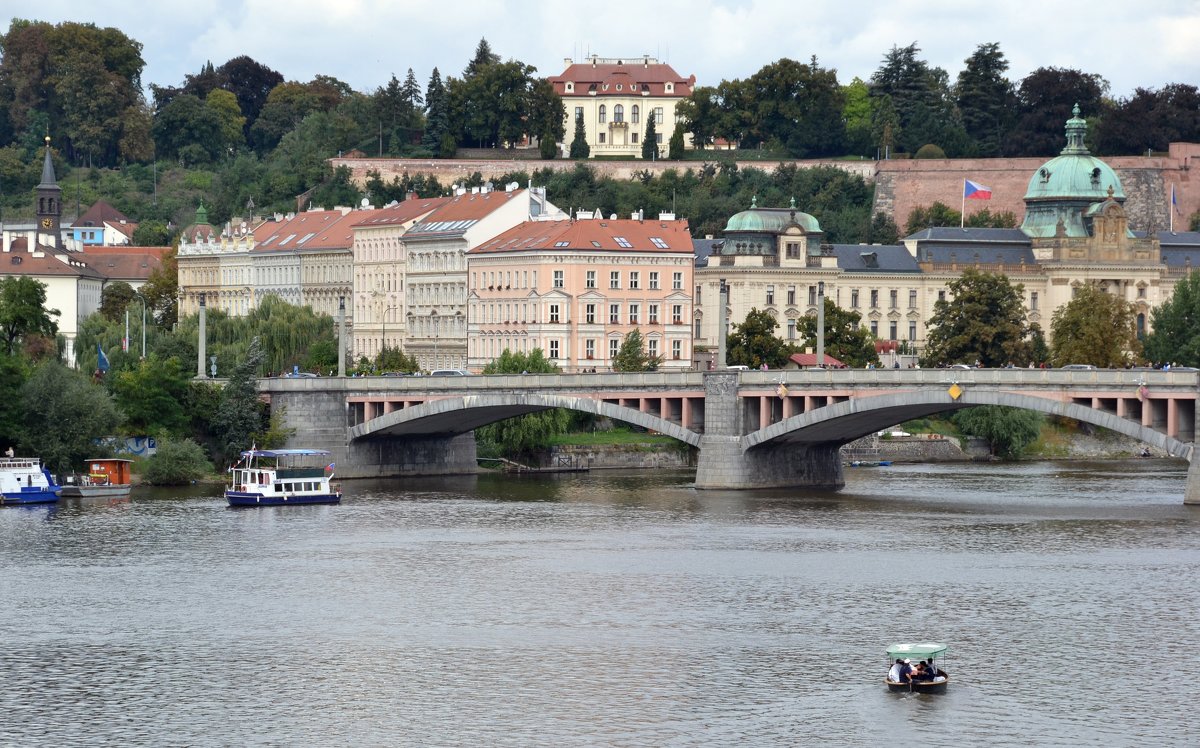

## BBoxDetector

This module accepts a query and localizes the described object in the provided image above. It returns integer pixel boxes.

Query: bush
[143,438,214,485]
[914,144,946,159]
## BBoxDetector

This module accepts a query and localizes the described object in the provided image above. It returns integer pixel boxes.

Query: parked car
[948,363,974,370]
[1060,364,1097,371]
[429,369,470,376]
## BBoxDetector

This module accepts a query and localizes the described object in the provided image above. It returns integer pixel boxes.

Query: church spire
[37,136,59,189]
[1061,103,1090,156]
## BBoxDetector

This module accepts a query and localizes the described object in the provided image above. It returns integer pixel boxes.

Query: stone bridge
[260,369,1200,503]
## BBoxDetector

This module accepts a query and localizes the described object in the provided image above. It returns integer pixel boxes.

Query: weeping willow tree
[173,295,338,376]
[476,349,570,460]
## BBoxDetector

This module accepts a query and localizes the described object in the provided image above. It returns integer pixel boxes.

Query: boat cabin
[80,458,133,487]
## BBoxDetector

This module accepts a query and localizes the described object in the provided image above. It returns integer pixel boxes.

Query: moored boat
[885,642,950,693]
[225,449,341,507]
[59,458,133,499]
[0,456,62,505]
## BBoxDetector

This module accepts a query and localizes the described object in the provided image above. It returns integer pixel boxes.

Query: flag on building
[97,344,110,374]
[963,179,992,200]
[1172,184,1180,213]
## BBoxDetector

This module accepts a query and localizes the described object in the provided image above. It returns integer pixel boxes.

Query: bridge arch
[349,393,703,447]
[744,390,1194,460]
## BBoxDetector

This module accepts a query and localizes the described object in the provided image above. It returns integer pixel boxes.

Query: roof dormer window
[616,84,622,91]
[566,82,574,92]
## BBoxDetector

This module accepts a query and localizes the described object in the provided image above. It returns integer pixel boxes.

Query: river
[2,460,1198,746]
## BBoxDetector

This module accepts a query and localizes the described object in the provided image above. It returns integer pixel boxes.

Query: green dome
[1023,105,1124,203]
[723,196,822,234]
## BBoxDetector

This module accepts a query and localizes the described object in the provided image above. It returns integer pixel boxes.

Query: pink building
[467,213,694,371]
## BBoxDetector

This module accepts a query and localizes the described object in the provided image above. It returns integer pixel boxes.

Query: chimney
[406,191,416,202]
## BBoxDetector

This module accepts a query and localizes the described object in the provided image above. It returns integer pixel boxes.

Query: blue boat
[225,449,341,507]
[0,456,62,505]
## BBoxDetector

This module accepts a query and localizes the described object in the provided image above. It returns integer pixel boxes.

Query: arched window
[632,105,640,124]
[614,105,624,123]
[598,105,606,124]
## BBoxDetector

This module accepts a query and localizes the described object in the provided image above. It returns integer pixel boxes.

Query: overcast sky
[15,0,1200,101]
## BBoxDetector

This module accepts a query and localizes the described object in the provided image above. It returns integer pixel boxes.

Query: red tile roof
[253,209,367,252]
[0,250,105,279]
[405,190,528,238]
[550,58,695,97]
[72,199,129,228]
[789,353,848,368]
[79,247,166,282]
[472,216,693,254]
[351,196,452,228]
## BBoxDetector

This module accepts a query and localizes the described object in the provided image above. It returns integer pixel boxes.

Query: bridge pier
[1185,458,1200,505]
[693,372,844,490]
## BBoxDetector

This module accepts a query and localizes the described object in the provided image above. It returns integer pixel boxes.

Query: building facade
[548,55,695,159]
[468,212,694,372]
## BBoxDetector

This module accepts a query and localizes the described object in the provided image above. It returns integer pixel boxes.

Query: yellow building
[548,55,695,158]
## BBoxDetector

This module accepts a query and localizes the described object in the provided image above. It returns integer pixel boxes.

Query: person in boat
[895,659,913,683]
[912,661,935,682]
[888,659,903,682]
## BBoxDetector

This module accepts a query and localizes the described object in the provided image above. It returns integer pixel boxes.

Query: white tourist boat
[225,449,341,507]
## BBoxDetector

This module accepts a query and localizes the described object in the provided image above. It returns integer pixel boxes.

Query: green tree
[110,355,191,435]
[421,68,452,155]
[211,336,267,463]
[842,77,875,156]
[1049,284,1141,367]
[956,42,1016,157]
[142,437,213,485]
[0,276,59,356]
[569,113,589,159]
[138,246,178,326]
[206,88,246,154]
[373,345,420,374]
[153,94,224,165]
[132,219,173,246]
[99,281,136,322]
[642,114,659,160]
[0,353,29,450]
[798,300,879,368]
[613,329,661,371]
[19,360,121,472]
[952,406,1043,459]
[870,43,967,155]
[922,268,1032,368]
[668,124,686,160]
[726,309,797,368]
[1006,67,1108,156]
[476,348,570,459]
[1145,270,1200,366]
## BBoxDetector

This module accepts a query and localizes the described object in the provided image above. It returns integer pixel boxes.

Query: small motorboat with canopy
[225,449,341,507]
[885,642,950,693]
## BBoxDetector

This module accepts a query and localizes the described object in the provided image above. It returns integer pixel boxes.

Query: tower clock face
[41,218,52,228]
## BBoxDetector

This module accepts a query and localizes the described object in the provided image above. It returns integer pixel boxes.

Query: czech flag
[325,462,335,472]
[964,179,992,200]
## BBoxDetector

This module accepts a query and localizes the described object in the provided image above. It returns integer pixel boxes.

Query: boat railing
[0,457,42,470]
[278,467,325,479]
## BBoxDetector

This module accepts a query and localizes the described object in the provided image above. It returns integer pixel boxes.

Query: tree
[1145,270,1200,366]
[110,355,191,435]
[152,94,224,165]
[206,88,246,154]
[0,276,59,356]
[1096,83,1200,156]
[922,268,1032,368]
[142,437,213,485]
[1006,67,1108,156]
[798,300,879,368]
[217,55,284,133]
[642,114,658,160]
[668,124,686,160]
[842,77,875,156]
[139,246,178,326]
[726,309,797,368]
[613,329,661,371]
[1049,284,1141,367]
[19,360,120,473]
[99,281,136,322]
[870,43,966,155]
[210,336,266,464]
[956,43,1016,157]
[476,348,570,459]
[952,406,1043,459]
[132,219,173,246]
[569,113,589,158]
[464,38,500,78]
[906,201,1016,234]
[743,56,846,157]
[0,353,29,450]
[422,68,452,155]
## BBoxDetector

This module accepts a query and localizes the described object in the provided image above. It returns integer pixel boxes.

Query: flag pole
[961,179,966,229]
[1170,185,1175,233]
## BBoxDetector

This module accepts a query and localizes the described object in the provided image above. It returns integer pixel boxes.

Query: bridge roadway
[260,368,1200,503]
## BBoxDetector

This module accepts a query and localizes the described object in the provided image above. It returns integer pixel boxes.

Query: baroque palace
[175,109,1200,371]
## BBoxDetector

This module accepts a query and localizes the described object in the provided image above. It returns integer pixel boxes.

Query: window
[599,105,607,124]
[1137,286,1146,299]
[909,321,917,341]
[890,289,898,309]
[870,320,879,337]
[673,272,683,290]
[851,290,859,308]
[586,304,596,324]
[1030,291,1039,310]
[766,285,775,305]
[695,285,702,304]
[938,289,946,302]
[586,270,596,289]
[610,338,620,358]
[786,242,801,259]
[870,290,879,309]
[549,303,560,323]
[649,272,660,289]
[672,340,682,359]
[609,304,620,324]
[549,340,559,359]
[909,290,918,309]
[648,338,658,359]
[632,105,640,123]
[788,285,796,305]
[808,285,817,306]
[629,304,640,324]
[615,237,633,248]
[629,271,640,289]
[599,133,606,144]
[787,320,796,339]
[575,106,584,121]
[672,304,683,324]
[610,271,620,289]
[553,270,564,288]
[694,319,702,338]
[631,133,639,144]
[614,104,624,122]
[889,321,898,340]
[655,133,663,144]
[586,339,596,358]
[649,304,659,324]
[654,107,663,124]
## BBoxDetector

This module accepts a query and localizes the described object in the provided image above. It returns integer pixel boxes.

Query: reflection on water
[2,460,1199,745]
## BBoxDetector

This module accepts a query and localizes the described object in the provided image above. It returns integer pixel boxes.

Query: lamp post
[431,309,439,370]
[816,281,825,368]
[381,305,396,370]
[136,292,146,359]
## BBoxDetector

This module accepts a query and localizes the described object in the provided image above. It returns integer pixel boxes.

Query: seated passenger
[896,659,914,683]
[912,662,934,681]
[888,659,903,681]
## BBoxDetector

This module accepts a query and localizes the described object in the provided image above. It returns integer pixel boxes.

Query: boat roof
[886,642,948,658]
[83,458,133,463]
[240,449,332,458]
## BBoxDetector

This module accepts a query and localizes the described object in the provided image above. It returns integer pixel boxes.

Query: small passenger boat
[225,449,341,507]
[885,642,950,693]
[59,458,133,499]
[0,456,62,504]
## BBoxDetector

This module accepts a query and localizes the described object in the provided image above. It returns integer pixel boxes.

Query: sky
[11,0,1200,101]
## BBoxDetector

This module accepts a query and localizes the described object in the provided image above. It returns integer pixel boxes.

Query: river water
[2,460,1199,746]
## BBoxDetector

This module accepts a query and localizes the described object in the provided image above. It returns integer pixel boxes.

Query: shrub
[914,144,946,159]
[143,438,214,485]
